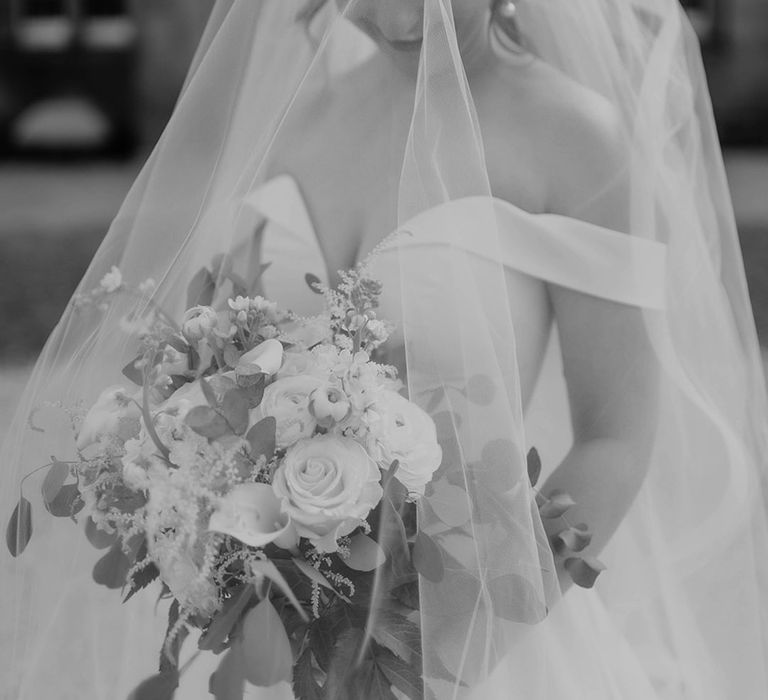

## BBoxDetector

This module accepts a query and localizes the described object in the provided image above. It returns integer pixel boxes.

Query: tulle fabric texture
[1,1,767,698]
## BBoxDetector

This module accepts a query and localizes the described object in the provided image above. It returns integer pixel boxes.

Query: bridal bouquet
[6,257,450,700]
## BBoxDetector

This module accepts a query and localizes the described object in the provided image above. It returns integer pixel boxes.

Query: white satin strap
[392,196,668,310]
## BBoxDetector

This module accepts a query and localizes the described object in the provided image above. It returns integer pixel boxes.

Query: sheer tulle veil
[2,0,767,698]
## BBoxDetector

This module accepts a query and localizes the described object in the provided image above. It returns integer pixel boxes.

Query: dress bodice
[238,174,667,317]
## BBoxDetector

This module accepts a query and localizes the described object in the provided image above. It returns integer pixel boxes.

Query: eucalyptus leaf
[479,438,520,492]
[487,573,548,623]
[6,496,32,557]
[187,267,215,308]
[221,389,250,435]
[92,542,131,589]
[246,417,276,462]
[41,460,70,506]
[412,532,444,583]
[426,482,471,528]
[166,335,190,354]
[526,447,542,487]
[199,584,255,653]
[305,273,323,294]
[185,406,231,440]
[126,671,179,700]
[201,378,219,408]
[564,556,606,589]
[209,648,246,700]
[122,355,145,386]
[539,490,576,519]
[85,516,118,549]
[241,375,266,408]
[241,600,293,686]
[346,534,387,572]
[46,484,83,518]
[553,527,592,554]
[465,373,496,406]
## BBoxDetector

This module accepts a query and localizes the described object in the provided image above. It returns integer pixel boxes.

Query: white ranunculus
[181,305,219,343]
[255,375,325,448]
[209,482,296,550]
[239,338,284,376]
[77,385,141,450]
[272,435,383,552]
[370,390,442,498]
[309,384,351,425]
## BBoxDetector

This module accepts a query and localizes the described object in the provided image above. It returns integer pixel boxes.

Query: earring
[497,0,517,20]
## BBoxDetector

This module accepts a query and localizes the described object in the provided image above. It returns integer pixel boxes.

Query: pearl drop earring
[497,0,517,20]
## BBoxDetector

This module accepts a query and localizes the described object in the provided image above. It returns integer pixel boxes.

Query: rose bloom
[255,375,325,448]
[370,390,442,497]
[181,305,219,343]
[272,435,383,552]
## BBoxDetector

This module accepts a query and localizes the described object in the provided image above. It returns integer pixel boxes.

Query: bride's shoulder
[478,57,627,216]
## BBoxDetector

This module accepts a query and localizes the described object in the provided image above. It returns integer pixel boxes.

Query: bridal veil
[2,1,767,697]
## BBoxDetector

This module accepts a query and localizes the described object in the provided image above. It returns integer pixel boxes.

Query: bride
[2,0,768,698]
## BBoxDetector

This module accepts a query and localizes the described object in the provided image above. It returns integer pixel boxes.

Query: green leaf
[526,447,542,487]
[122,355,145,386]
[324,628,365,699]
[292,650,324,700]
[292,557,336,593]
[412,532,444,583]
[6,496,32,557]
[479,438,520,492]
[41,460,70,506]
[166,335,190,354]
[126,671,179,700]
[241,599,293,686]
[305,273,323,294]
[92,542,131,589]
[371,609,422,662]
[245,416,277,461]
[391,580,419,610]
[199,584,255,653]
[487,573,548,624]
[201,377,219,408]
[374,642,423,700]
[553,527,592,555]
[124,562,160,603]
[465,374,495,406]
[187,267,215,308]
[85,516,118,550]
[241,375,266,408]
[221,389,250,436]
[564,556,606,589]
[538,490,576,519]
[209,648,246,700]
[426,482,471,528]
[46,484,83,518]
[185,406,231,440]
[346,534,386,572]
[250,560,308,621]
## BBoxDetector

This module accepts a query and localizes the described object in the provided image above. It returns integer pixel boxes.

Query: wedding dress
[3,2,768,699]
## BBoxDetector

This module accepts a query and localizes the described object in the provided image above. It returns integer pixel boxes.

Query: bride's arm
[541,98,660,590]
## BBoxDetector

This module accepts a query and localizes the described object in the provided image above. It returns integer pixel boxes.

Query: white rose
[77,385,141,450]
[273,436,383,552]
[256,375,324,448]
[370,390,442,497]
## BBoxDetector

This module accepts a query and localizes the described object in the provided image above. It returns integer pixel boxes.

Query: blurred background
[0,0,767,444]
